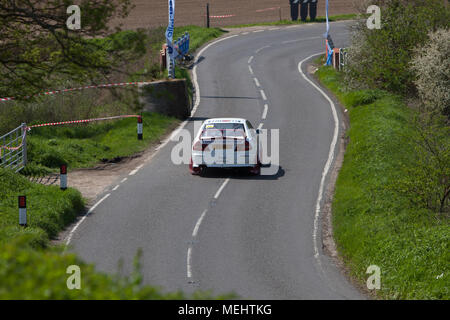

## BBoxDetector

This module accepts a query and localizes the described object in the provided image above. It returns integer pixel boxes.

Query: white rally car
[189,118,261,175]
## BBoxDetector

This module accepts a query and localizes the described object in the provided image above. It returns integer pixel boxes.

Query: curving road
[69,21,364,299]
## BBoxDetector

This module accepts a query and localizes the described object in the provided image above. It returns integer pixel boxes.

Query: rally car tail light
[193,141,204,151]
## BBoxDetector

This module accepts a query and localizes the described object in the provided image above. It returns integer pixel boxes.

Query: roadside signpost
[18,196,27,227]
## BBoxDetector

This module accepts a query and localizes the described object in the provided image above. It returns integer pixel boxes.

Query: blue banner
[166,0,176,77]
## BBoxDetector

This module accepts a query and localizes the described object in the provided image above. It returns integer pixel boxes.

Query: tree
[396,113,450,215]
[0,0,146,99]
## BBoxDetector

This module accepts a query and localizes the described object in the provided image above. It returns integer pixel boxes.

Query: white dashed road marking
[282,36,321,44]
[255,45,270,54]
[254,78,261,87]
[262,104,268,120]
[260,89,267,101]
[214,179,230,199]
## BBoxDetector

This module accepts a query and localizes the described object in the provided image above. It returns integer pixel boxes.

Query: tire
[249,157,261,176]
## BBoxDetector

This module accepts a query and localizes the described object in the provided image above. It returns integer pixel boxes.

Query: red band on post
[18,196,26,208]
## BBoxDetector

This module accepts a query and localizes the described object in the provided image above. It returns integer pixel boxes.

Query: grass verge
[315,66,449,299]
[23,112,179,176]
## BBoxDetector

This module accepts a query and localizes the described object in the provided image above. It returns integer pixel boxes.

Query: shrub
[345,0,450,94]
[395,114,450,215]
[410,29,450,117]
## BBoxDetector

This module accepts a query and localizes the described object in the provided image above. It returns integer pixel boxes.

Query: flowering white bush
[411,29,450,116]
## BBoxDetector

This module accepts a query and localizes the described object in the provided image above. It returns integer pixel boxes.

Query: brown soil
[115,0,358,30]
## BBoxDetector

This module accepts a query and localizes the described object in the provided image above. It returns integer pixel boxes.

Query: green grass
[228,14,357,28]
[0,167,84,248]
[174,25,226,52]
[316,66,449,299]
[23,112,179,176]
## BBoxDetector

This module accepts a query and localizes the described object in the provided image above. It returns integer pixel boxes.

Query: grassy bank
[316,66,449,299]
[228,14,357,28]
[23,112,179,176]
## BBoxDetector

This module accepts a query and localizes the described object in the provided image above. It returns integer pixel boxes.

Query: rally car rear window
[201,123,246,138]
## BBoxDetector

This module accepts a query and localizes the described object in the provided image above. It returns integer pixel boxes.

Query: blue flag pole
[166,0,176,78]
[324,0,333,66]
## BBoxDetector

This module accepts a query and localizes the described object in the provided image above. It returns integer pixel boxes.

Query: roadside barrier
[0,124,27,172]
[26,114,141,130]
[1,115,143,173]
[204,4,288,27]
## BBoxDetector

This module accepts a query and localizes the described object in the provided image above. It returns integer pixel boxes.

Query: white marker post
[137,116,143,140]
[18,195,27,227]
[60,164,68,190]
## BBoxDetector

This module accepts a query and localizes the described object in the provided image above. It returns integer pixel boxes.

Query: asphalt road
[69,21,364,299]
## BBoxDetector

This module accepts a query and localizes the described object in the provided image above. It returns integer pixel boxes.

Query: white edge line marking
[260,89,267,101]
[242,32,249,35]
[298,53,339,269]
[262,104,268,120]
[253,30,264,33]
[248,56,254,64]
[214,178,230,199]
[254,78,260,87]
[129,164,144,176]
[248,65,254,75]
[192,209,208,238]
[65,193,111,247]
[269,27,280,31]
[187,246,193,278]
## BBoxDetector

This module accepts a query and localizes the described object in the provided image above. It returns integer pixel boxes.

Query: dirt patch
[113,0,358,30]
[32,121,180,205]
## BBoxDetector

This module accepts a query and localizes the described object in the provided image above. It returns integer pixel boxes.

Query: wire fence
[0,123,27,172]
